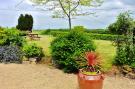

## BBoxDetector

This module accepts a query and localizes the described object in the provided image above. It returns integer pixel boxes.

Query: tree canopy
[108,12,134,35]
[16,14,34,31]
[30,0,103,29]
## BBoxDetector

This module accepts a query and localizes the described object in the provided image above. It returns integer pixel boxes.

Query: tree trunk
[68,15,72,30]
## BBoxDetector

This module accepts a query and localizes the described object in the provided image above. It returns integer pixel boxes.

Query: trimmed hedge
[86,29,110,34]
[87,33,125,41]
[41,30,125,41]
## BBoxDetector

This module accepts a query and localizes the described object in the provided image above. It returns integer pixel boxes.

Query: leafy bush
[114,20,135,67]
[0,45,23,63]
[0,28,25,46]
[115,44,135,66]
[0,28,6,45]
[108,12,133,35]
[23,44,44,60]
[19,31,27,36]
[73,26,85,32]
[51,30,96,73]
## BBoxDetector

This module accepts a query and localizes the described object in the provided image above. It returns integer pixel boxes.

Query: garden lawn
[27,35,116,71]
[27,35,54,56]
[94,40,116,72]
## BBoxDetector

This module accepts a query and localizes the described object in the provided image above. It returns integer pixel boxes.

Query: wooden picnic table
[27,33,41,40]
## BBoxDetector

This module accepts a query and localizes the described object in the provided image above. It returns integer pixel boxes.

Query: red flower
[85,52,97,66]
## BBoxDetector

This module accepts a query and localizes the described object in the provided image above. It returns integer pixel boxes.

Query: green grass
[94,40,116,72]
[27,35,54,56]
[27,34,116,72]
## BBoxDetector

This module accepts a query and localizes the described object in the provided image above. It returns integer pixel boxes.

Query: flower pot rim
[79,69,102,76]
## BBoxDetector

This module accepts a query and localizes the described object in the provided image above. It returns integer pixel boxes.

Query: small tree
[16,14,33,32]
[30,0,103,30]
[108,12,133,35]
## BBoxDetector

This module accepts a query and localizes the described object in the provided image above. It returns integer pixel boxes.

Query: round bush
[51,30,96,73]
[23,43,44,60]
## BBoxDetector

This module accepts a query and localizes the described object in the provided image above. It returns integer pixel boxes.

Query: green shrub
[115,45,135,66]
[0,28,25,46]
[51,30,96,73]
[0,28,6,45]
[23,43,44,60]
[19,31,27,36]
[114,29,135,67]
[73,26,85,32]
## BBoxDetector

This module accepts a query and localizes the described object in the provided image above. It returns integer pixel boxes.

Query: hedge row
[86,29,110,34]
[87,33,124,41]
[42,30,124,41]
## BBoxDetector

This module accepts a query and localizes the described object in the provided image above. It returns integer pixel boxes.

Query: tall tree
[30,0,103,30]
[16,14,33,32]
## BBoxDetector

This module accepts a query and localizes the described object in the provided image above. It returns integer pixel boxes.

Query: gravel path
[0,64,135,89]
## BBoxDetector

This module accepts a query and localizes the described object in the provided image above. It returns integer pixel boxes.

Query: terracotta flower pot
[78,70,104,89]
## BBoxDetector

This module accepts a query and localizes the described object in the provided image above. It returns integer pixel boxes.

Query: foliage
[108,12,133,35]
[16,14,33,31]
[41,29,51,35]
[0,27,6,45]
[115,45,134,65]
[40,29,125,41]
[87,33,125,41]
[19,31,27,36]
[0,45,23,63]
[81,52,101,75]
[86,29,110,34]
[0,28,25,46]
[23,43,44,60]
[51,30,96,73]
[30,0,103,29]
[114,15,135,67]
[73,26,86,32]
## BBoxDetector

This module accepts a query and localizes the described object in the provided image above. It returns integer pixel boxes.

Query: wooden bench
[27,33,41,40]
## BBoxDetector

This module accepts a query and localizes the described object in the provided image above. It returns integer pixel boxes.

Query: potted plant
[78,52,104,89]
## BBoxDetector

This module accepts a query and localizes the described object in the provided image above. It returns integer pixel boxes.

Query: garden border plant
[0,45,23,63]
[23,43,44,62]
[51,27,96,73]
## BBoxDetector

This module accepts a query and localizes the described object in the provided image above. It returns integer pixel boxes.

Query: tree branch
[58,0,69,17]
[70,0,81,13]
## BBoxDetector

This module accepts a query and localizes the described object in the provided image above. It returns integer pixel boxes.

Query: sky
[0,0,135,29]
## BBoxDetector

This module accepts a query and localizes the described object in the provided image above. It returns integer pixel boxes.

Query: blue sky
[0,0,135,29]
